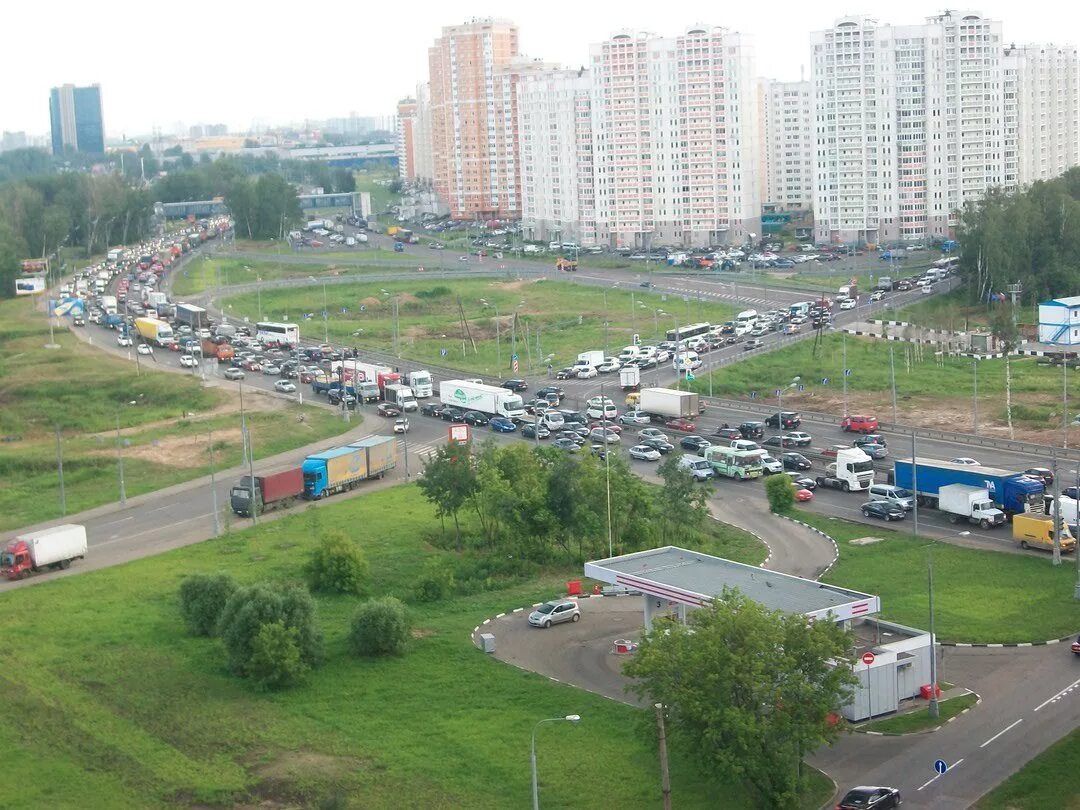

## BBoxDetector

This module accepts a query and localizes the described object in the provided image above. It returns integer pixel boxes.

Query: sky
[4,0,1077,139]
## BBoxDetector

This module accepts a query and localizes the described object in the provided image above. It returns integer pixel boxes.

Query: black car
[712,426,742,441]
[536,385,564,402]
[861,501,906,522]
[762,436,789,449]
[640,436,675,454]
[555,367,576,380]
[327,390,357,410]
[463,410,489,426]
[854,433,888,448]
[521,423,551,440]
[1024,467,1054,486]
[836,786,901,809]
[782,453,812,471]
[560,410,587,425]
[739,421,765,439]
[551,438,581,452]
[501,379,528,392]
[786,472,816,490]
[765,411,801,429]
[680,436,712,454]
[637,357,658,369]
[420,402,445,418]
[440,405,466,422]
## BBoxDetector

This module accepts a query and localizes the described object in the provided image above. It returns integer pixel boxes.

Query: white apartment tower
[761,79,814,211]
[588,27,761,249]
[413,82,434,183]
[812,12,1008,245]
[1004,44,1080,185]
[518,68,596,245]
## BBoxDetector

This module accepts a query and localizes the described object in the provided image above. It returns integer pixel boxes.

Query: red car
[1071,635,1080,655]
[841,414,879,433]
[590,421,622,434]
[821,444,849,458]
[795,488,814,502]
[664,418,696,433]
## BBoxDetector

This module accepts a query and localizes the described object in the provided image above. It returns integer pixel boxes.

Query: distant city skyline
[5,1,1079,138]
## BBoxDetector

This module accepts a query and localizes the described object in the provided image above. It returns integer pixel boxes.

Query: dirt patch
[395,292,420,304]
[849,536,886,546]
[87,386,288,439]
[411,628,435,639]
[490,279,542,291]
[90,428,242,468]
[242,750,366,808]
[359,296,382,308]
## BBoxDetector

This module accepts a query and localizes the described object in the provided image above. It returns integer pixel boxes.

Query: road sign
[512,353,519,372]
[844,368,852,376]
[774,389,782,397]
[861,652,876,666]
[821,377,829,384]
[750,391,757,400]
[934,759,948,775]
[686,371,695,381]
[449,424,470,445]
[797,384,806,392]
[440,348,448,357]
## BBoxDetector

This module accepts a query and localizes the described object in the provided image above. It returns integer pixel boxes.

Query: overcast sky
[4,0,1075,139]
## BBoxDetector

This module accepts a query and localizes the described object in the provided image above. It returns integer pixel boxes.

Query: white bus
[256,321,300,347]
[665,322,712,342]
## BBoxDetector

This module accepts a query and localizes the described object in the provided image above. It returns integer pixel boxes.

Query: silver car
[528,599,581,628]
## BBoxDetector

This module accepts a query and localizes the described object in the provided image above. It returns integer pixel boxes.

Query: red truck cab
[1,540,34,579]
[841,414,879,434]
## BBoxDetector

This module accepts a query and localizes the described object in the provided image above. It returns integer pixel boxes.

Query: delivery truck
[1,524,87,579]
[1013,513,1076,553]
[100,295,118,314]
[230,468,304,517]
[175,302,208,330]
[332,360,401,397]
[302,437,398,499]
[200,338,235,362]
[404,370,433,398]
[383,383,418,411]
[620,366,641,390]
[134,316,174,345]
[892,458,1044,516]
[439,379,526,420]
[937,484,1007,528]
[575,350,605,369]
[639,388,699,420]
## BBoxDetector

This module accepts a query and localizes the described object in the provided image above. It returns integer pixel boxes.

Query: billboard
[15,276,46,296]
[21,258,48,275]
[47,297,86,317]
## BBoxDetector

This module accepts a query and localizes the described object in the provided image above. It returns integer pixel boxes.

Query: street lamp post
[116,412,127,507]
[531,715,581,810]
[926,543,939,719]
[973,357,979,436]
[208,428,221,537]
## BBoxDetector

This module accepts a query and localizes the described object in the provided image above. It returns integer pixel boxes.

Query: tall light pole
[889,345,898,425]
[531,715,581,810]
[777,377,801,417]
[55,427,66,517]
[841,332,849,417]
[239,379,258,525]
[322,283,329,344]
[116,411,127,508]
[973,357,979,436]
[1064,356,1070,450]
[925,543,939,719]
[208,428,221,537]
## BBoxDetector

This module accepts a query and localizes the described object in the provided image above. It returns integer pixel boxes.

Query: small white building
[1038,297,1080,345]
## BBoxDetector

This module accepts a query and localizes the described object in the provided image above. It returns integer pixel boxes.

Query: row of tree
[417,440,710,563]
[154,154,356,205]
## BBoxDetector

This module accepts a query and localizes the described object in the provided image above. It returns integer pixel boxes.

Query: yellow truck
[387,226,401,236]
[1013,514,1076,553]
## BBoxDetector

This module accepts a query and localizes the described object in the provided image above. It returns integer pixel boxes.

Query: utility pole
[842,332,849,417]
[911,432,920,538]
[1064,356,1070,451]
[655,704,673,810]
[55,428,66,517]
[116,413,127,507]
[928,546,939,719]
[239,380,258,525]
[1051,451,1062,566]
[889,345,898,425]
[322,283,329,344]
[973,358,979,436]
[208,428,221,537]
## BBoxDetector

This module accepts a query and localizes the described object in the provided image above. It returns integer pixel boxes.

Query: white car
[597,359,622,373]
[620,410,652,426]
[639,428,670,442]
[394,418,410,434]
[629,444,662,462]
[586,405,618,420]
[839,298,857,310]
[136,343,152,355]
[869,291,886,302]
[117,335,133,347]
[951,457,980,466]
[731,439,760,452]
[759,455,784,475]
[179,354,199,368]
[576,366,599,379]
[274,380,297,393]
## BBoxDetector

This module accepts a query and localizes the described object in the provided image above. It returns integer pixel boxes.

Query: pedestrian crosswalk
[663,284,773,308]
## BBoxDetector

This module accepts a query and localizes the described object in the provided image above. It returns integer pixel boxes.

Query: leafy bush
[178,572,238,636]
[247,620,309,691]
[414,558,456,602]
[415,286,451,299]
[217,582,323,681]
[348,597,411,657]
[764,474,796,513]
[306,529,369,595]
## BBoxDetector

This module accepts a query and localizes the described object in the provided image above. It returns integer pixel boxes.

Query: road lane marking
[1034,677,1080,712]
[980,718,1023,748]
[917,758,964,791]
[93,514,212,547]
[99,515,135,526]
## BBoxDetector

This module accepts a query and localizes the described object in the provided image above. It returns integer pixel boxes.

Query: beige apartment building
[395,98,417,180]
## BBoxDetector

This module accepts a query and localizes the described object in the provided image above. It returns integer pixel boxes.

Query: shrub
[414,558,456,602]
[247,620,309,691]
[306,529,369,595]
[178,572,238,636]
[764,474,796,513]
[348,597,411,657]
[217,582,323,680]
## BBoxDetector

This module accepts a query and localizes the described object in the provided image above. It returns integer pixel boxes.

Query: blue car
[490,416,518,433]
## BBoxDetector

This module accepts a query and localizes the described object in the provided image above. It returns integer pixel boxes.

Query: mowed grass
[0,296,353,531]
[171,257,411,297]
[858,692,979,734]
[0,484,833,809]
[975,724,1080,809]
[796,511,1080,643]
[895,287,1000,330]
[223,278,737,376]
[690,333,1080,429]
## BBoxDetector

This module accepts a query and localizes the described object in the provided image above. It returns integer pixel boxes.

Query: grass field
[171,257,412,297]
[690,332,1080,432]
[0,296,352,531]
[0,484,836,809]
[858,692,979,734]
[975,724,1080,809]
[222,278,737,376]
[795,511,1080,643]
[892,287,1037,332]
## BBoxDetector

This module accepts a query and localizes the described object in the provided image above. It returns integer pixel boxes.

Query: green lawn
[858,692,978,734]
[690,333,1080,430]
[171,257,413,297]
[0,484,835,809]
[795,512,1080,643]
[975,724,1080,809]
[222,278,737,376]
[0,296,353,531]
[894,287,1022,332]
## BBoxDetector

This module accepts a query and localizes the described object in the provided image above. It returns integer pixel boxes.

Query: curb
[776,514,839,579]
[853,692,981,736]
[943,635,1077,647]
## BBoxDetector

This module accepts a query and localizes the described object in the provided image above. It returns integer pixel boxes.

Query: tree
[764,474,796,513]
[348,597,411,657]
[305,529,369,595]
[332,168,356,193]
[178,572,238,636]
[418,442,477,549]
[247,620,309,691]
[224,177,258,240]
[626,591,857,807]
[657,454,709,543]
[414,557,456,602]
[217,582,323,681]
[990,303,1021,439]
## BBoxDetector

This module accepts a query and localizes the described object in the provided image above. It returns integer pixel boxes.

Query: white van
[619,345,643,361]
[673,351,702,372]
[867,484,915,511]
[542,411,565,430]
[735,310,758,336]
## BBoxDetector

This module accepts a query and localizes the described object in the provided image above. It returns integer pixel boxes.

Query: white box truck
[440,380,525,420]
[2,524,87,579]
[576,350,605,369]
[384,383,418,411]
[620,366,641,390]
[639,388,699,419]
[938,484,1006,529]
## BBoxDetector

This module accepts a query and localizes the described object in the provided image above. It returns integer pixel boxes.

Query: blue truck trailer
[302,437,398,499]
[893,458,1044,516]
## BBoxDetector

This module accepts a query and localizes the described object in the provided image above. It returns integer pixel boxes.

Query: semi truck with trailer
[230,469,305,517]
[937,484,1007,528]
[639,388,699,420]
[439,380,526,420]
[100,295,118,314]
[332,360,401,397]
[134,316,174,345]
[892,458,1044,516]
[815,448,875,492]
[175,303,208,330]
[302,436,398,499]
[1,524,87,579]
[404,370,433,398]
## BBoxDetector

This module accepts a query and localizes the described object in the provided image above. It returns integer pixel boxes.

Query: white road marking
[917,758,964,791]
[1034,677,1080,712]
[979,718,1023,748]
[98,515,136,526]
[93,514,211,547]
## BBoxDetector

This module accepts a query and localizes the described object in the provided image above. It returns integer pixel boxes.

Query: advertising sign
[15,276,46,296]
[20,258,48,275]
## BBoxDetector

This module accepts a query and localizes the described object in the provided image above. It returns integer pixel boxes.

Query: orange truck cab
[841,414,879,433]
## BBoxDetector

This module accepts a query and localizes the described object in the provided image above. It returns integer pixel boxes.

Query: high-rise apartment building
[428,18,521,220]
[1004,44,1080,185]
[812,12,1010,244]
[414,82,434,183]
[396,98,417,180]
[760,80,814,212]
[518,68,596,244]
[588,27,761,249]
[49,83,105,155]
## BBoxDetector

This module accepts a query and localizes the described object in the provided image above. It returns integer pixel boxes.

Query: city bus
[256,321,300,347]
[703,446,765,480]
[665,322,712,342]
